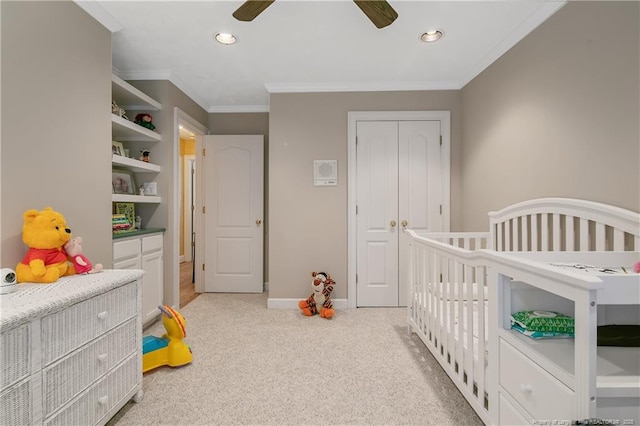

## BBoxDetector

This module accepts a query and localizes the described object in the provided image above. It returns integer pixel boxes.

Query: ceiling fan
[232,0,398,29]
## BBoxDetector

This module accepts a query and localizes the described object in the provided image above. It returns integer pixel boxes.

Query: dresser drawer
[113,238,141,262]
[142,234,162,254]
[42,318,137,416]
[0,378,32,426]
[499,338,575,421]
[41,281,138,364]
[1,322,31,391]
[45,353,139,426]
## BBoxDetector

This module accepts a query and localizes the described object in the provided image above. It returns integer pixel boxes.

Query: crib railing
[406,230,490,424]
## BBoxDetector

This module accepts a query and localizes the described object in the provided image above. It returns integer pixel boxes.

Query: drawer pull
[97,353,108,362]
[98,396,109,405]
[97,311,109,320]
[520,384,533,394]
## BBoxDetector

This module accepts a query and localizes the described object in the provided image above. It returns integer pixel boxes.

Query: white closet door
[398,120,442,306]
[356,121,399,307]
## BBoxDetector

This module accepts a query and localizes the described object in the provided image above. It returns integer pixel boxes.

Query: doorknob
[401,220,408,227]
[256,219,262,225]
[390,220,397,228]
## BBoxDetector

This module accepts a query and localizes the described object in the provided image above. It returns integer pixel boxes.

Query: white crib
[406,198,640,425]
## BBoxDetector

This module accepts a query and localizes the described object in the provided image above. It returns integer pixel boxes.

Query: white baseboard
[267,298,348,310]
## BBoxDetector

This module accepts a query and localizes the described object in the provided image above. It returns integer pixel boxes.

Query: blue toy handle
[158,305,173,318]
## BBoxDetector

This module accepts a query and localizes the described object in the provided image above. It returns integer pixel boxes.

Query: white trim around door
[347,110,451,309]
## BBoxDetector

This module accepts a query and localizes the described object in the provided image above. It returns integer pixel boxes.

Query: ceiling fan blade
[353,0,398,29]
[232,0,276,22]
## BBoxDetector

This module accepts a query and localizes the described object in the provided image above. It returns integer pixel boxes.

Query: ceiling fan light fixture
[421,30,443,43]
[215,33,237,45]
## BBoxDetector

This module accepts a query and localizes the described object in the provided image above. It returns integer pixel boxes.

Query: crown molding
[208,105,270,113]
[74,1,124,32]
[264,81,462,93]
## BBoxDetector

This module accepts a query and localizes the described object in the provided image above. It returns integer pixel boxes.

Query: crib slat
[476,266,487,411]
[566,216,575,251]
[513,218,520,251]
[505,220,511,251]
[552,214,561,251]
[595,223,605,251]
[635,235,640,251]
[579,218,589,251]
[541,214,549,251]
[456,261,465,381]
[496,224,503,251]
[613,229,624,251]
[531,214,538,251]
[522,215,529,251]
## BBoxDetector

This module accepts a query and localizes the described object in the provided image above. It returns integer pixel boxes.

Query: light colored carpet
[108,293,483,426]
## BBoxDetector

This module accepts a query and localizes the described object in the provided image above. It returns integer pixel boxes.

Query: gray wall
[208,112,270,282]
[268,91,462,300]
[460,1,640,230]
[1,1,112,269]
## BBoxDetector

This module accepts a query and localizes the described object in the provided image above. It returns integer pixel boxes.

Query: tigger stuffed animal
[298,271,335,319]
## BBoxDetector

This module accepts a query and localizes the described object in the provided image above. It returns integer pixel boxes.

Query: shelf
[112,75,161,111]
[112,115,161,142]
[112,154,161,172]
[112,194,161,203]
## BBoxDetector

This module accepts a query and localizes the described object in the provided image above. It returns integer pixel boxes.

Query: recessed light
[215,33,237,45]
[420,30,443,43]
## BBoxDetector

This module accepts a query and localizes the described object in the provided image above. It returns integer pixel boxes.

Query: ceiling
[78,1,566,113]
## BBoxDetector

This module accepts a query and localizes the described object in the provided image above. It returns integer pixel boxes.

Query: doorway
[347,111,451,308]
[174,108,207,307]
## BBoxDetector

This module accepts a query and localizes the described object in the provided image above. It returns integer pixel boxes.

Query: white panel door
[357,120,442,307]
[356,121,399,307]
[203,135,264,293]
[398,120,442,305]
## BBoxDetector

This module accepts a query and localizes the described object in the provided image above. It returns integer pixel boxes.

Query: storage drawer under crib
[41,281,138,364]
[499,338,575,421]
[42,318,137,416]
[44,353,139,426]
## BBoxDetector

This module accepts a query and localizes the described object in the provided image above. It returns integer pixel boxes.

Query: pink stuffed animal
[64,237,103,274]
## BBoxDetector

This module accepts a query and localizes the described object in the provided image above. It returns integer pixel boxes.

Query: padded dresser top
[0,269,144,330]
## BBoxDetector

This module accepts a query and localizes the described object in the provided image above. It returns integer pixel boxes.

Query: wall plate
[313,160,337,186]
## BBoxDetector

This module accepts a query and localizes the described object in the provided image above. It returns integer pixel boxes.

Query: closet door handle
[401,220,408,227]
[256,219,262,225]
[390,220,397,228]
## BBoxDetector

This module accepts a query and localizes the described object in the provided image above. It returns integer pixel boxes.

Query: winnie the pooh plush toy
[16,207,76,283]
[298,271,335,319]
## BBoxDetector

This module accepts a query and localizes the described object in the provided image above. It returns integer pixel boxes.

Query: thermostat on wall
[313,160,337,186]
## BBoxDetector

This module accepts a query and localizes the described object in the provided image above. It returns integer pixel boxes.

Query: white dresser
[0,270,144,426]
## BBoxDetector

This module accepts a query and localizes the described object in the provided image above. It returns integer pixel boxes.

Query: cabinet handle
[519,384,532,394]
[98,396,109,405]
[97,311,109,320]
[97,353,108,362]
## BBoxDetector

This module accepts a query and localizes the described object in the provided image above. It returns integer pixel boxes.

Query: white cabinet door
[141,237,163,325]
[114,234,163,326]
